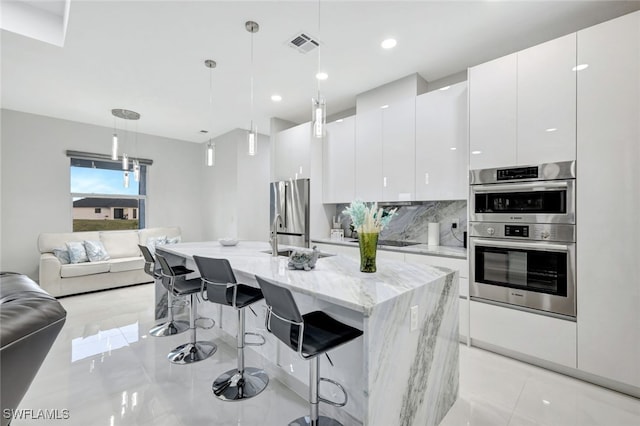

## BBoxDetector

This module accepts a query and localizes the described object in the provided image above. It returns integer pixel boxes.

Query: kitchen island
[156,241,458,426]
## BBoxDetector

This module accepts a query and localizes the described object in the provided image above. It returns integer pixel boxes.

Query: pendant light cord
[317,0,321,96]
[250,28,255,130]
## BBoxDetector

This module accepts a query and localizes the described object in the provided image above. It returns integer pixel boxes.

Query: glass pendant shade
[206,141,215,166]
[312,97,326,138]
[122,154,129,171]
[111,134,118,160]
[133,160,140,182]
[123,171,130,188]
[248,126,258,156]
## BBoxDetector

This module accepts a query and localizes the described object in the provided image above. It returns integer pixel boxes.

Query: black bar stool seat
[139,244,192,337]
[193,255,269,402]
[256,275,363,426]
[156,254,217,364]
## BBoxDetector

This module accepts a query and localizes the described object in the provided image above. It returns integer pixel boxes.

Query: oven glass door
[474,189,566,214]
[474,243,568,296]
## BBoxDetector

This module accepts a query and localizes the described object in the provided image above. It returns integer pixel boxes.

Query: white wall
[0,109,205,280]
[201,128,270,242]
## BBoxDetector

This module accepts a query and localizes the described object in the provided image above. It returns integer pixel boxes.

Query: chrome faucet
[270,214,283,256]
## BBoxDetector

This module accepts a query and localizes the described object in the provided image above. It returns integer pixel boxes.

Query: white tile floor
[12,284,640,426]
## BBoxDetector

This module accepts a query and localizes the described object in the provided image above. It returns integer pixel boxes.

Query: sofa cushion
[66,241,89,264]
[84,240,110,262]
[39,231,100,254]
[109,257,145,273]
[60,261,110,278]
[146,235,166,255]
[100,231,140,259]
[139,227,181,246]
[52,248,71,264]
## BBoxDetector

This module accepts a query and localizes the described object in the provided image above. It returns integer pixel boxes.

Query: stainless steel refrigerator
[269,178,310,248]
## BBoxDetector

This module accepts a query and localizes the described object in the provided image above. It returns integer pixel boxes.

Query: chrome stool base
[289,416,343,426]
[168,341,217,365]
[212,367,269,401]
[149,320,189,337]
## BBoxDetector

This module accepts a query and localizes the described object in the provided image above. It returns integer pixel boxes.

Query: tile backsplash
[334,200,467,247]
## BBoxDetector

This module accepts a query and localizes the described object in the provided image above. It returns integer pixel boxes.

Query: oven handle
[472,181,568,193]
[472,238,571,252]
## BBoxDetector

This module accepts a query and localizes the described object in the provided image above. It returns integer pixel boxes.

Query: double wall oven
[469,161,576,318]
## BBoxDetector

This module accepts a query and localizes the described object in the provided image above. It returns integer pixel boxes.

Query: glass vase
[358,232,379,273]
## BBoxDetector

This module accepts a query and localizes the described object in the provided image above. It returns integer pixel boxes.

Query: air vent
[287,32,320,54]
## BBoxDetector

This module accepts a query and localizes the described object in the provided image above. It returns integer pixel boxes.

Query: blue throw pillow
[84,240,110,262]
[147,235,167,255]
[53,248,71,265]
[166,236,181,245]
[66,241,89,264]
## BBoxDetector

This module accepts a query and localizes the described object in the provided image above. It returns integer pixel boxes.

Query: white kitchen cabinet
[273,122,310,181]
[382,97,416,201]
[469,54,517,170]
[470,301,577,368]
[517,33,576,164]
[323,116,356,203]
[469,34,577,170]
[355,97,416,202]
[576,11,640,388]
[415,82,468,200]
[355,108,383,201]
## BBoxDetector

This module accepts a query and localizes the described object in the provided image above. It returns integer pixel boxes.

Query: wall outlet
[410,305,419,331]
[451,219,459,229]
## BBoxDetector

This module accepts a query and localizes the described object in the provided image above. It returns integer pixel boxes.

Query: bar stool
[193,256,268,401]
[156,254,217,364]
[255,275,363,426]
[139,244,191,337]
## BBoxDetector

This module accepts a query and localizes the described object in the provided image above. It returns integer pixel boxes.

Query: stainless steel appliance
[470,161,575,224]
[469,161,576,318]
[270,178,310,248]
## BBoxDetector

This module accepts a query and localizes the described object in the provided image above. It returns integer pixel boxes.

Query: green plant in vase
[343,201,397,273]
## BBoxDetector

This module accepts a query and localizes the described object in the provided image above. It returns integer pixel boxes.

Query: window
[70,155,148,232]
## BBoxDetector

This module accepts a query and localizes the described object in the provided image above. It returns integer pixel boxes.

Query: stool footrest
[319,377,347,407]
[195,316,215,329]
[244,331,266,346]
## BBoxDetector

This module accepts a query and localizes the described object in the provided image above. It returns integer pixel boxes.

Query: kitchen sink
[260,249,334,258]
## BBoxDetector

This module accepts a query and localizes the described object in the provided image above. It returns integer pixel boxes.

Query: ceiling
[2,1,639,143]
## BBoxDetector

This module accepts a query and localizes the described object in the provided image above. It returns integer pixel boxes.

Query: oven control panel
[469,222,575,243]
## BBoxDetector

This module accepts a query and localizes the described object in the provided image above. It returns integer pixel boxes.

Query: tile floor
[12,284,640,426]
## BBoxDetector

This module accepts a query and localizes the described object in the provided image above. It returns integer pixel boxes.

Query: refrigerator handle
[283,182,288,230]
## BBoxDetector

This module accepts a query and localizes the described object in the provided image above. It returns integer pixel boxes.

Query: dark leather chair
[255,275,363,426]
[193,256,268,401]
[0,272,66,426]
[155,254,216,364]
[139,244,191,337]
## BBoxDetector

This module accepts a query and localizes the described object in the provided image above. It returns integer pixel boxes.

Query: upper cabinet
[469,33,577,169]
[469,54,518,170]
[415,82,468,200]
[355,98,416,202]
[323,116,356,203]
[273,122,311,181]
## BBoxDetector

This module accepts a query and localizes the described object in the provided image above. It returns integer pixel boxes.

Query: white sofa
[37,227,181,297]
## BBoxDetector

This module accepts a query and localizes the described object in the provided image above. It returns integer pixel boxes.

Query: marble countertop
[311,237,467,259]
[157,241,454,316]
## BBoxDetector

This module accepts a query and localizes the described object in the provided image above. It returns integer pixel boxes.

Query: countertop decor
[287,246,320,270]
[343,200,398,272]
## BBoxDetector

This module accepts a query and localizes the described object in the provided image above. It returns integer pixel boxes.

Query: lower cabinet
[470,300,577,368]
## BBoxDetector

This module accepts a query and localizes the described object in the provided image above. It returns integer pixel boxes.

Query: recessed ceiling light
[316,72,328,80]
[450,147,457,151]
[439,86,450,91]
[336,119,344,123]
[545,128,557,132]
[381,38,397,49]
[381,104,389,109]
[271,94,282,102]
[471,150,482,155]
[572,64,589,71]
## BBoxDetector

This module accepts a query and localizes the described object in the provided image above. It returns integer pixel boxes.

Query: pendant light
[312,0,326,138]
[246,21,259,156]
[111,109,141,187]
[204,59,217,167]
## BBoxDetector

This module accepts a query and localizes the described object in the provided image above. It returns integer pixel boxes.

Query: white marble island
[156,241,459,426]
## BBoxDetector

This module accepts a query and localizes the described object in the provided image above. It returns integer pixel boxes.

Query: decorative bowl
[288,246,320,271]
[218,238,238,247]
